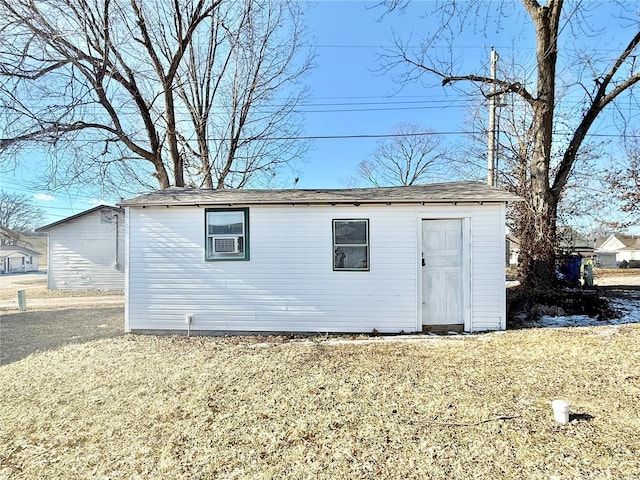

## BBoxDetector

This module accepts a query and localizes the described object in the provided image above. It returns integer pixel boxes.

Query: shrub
[507,285,618,324]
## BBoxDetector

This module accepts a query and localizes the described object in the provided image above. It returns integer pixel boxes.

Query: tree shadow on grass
[570,412,595,422]
[0,306,124,366]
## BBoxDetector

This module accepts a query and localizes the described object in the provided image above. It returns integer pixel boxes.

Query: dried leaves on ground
[1,325,640,479]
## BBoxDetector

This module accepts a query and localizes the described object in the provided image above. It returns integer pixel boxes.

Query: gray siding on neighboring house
[125,202,507,333]
[42,207,124,290]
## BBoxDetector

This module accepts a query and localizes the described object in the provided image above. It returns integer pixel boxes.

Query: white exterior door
[422,219,464,326]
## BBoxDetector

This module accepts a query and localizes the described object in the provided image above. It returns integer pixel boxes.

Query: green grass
[2,325,640,479]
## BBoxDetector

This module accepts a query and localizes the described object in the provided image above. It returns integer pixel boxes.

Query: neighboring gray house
[36,206,124,290]
[557,226,594,257]
[119,182,520,334]
[595,234,640,267]
[507,227,595,266]
[0,245,40,274]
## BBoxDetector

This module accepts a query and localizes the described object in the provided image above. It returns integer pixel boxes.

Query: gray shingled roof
[36,205,123,232]
[0,245,41,257]
[615,234,640,250]
[119,182,521,207]
[595,234,640,250]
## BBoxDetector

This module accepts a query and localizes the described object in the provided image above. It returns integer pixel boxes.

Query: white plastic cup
[552,400,570,424]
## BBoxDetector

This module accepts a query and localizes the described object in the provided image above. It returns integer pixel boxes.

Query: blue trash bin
[557,255,582,286]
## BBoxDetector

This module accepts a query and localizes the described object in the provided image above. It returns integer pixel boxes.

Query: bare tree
[380,0,640,288]
[464,85,609,234]
[176,0,312,189]
[351,123,452,187]
[0,192,45,233]
[0,0,312,195]
[604,133,640,229]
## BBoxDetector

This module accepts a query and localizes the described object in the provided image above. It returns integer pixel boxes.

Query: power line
[0,180,117,204]
[292,105,464,113]
[10,98,639,111]
[308,44,630,54]
[229,131,478,140]
[7,99,484,115]
[298,99,472,107]
[9,92,639,113]
[2,129,636,144]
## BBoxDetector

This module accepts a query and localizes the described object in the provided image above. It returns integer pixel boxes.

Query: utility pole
[487,48,498,187]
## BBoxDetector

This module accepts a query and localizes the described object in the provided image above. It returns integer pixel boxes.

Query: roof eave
[36,205,123,232]
[121,199,516,208]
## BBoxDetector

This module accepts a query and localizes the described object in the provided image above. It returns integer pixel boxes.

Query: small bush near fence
[620,260,640,268]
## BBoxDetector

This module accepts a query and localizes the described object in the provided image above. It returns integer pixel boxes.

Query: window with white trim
[333,219,369,271]
[205,208,249,261]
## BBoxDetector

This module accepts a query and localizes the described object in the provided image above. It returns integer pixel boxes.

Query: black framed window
[333,219,369,271]
[205,208,249,261]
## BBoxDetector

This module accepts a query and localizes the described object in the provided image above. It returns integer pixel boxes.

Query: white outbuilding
[36,205,124,290]
[119,182,520,334]
[0,245,41,274]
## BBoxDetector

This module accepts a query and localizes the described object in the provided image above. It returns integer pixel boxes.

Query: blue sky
[296,0,498,188]
[1,0,637,231]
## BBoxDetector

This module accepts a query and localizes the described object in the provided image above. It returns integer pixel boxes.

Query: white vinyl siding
[469,205,506,331]
[1,253,39,273]
[597,236,640,263]
[46,210,124,290]
[125,203,506,333]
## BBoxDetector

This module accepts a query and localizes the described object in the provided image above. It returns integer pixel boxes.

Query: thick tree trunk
[516,193,559,288]
[517,0,563,289]
[383,0,640,290]
[154,160,171,189]
[165,91,184,187]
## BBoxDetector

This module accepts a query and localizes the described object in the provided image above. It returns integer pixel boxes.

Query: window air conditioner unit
[214,236,241,254]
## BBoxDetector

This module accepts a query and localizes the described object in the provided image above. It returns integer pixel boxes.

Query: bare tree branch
[378,0,640,288]
[0,0,312,194]
[552,30,640,196]
[351,123,452,187]
[0,192,45,232]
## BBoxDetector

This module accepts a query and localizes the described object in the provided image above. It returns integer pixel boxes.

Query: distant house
[0,227,47,264]
[36,206,124,290]
[119,182,520,334]
[0,245,40,274]
[506,227,594,266]
[595,234,640,267]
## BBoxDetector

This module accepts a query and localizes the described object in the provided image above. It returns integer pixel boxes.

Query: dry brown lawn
[0,279,123,301]
[0,307,123,365]
[1,270,639,478]
[1,324,640,479]
[594,267,640,285]
[596,268,640,278]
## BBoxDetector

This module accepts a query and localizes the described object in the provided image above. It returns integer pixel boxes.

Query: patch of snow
[536,291,640,328]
